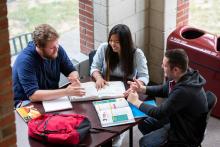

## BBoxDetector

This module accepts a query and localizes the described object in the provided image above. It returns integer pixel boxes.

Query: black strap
[35,114,57,139]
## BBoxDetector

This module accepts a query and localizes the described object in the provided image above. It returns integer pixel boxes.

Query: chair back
[88,50,97,74]
[161,91,217,147]
[206,91,217,118]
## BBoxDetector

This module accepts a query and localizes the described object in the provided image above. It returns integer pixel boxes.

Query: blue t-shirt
[12,41,76,106]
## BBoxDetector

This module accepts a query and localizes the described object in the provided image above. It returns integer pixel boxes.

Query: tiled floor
[121,116,220,147]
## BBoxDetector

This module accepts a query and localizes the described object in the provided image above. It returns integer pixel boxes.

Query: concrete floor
[121,116,220,147]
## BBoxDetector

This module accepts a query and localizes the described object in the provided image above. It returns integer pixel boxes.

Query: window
[189,0,220,34]
[7,0,80,60]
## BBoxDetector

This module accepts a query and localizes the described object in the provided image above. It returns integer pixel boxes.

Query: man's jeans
[139,116,170,147]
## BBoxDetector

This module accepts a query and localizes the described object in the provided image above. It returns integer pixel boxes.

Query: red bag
[28,113,91,145]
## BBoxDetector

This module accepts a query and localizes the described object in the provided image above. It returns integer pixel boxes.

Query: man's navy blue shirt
[12,41,76,106]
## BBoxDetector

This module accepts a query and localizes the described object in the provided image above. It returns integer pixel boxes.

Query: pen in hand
[133,69,138,80]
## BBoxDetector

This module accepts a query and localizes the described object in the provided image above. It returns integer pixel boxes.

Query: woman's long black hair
[105,24,136,81]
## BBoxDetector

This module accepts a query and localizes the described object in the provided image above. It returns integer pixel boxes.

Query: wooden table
[15,100,143,147]
[15,76,148,147]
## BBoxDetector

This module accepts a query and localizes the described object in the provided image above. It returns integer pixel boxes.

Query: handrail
[9,33,32,56]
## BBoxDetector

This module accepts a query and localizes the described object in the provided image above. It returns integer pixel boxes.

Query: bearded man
[13,24,85,107]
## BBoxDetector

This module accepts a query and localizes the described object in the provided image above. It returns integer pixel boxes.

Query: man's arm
[29,89,68,101]
[146,84,169,98]
[29,70,85,101]
[125,79,169,98]
[124,79,146,97]
[128,88,189,120]
[29,84,85,102]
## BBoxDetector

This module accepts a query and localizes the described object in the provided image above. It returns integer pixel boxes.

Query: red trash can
[167,25,220,118]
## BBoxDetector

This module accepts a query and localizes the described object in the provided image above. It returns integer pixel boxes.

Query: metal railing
[9,33,32,56]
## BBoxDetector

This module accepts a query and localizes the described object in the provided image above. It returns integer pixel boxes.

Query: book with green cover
[93,98,135,127]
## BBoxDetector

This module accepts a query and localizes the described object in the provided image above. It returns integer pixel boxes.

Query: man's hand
[127,90,143,108]
[68,71,80,86]
[124,79,146,97]
[65,84,85,96]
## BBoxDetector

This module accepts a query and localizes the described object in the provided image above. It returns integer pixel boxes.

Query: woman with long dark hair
[90,24,149,89]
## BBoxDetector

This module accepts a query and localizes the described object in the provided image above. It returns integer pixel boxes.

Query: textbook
[16,105,41,123]
[69,81,125,102]
[93,98,135,127]
[42,96,73,112]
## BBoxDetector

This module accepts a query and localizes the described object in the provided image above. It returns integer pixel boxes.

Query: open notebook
[42,96,72,112]
[69,81,126,102]
[93,98,135,127]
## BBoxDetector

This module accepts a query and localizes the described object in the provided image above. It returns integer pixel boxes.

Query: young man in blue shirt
[12,24,85,107]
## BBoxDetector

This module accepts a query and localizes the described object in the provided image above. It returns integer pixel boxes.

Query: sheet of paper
[42,96,72,112]
[97,81,125,98]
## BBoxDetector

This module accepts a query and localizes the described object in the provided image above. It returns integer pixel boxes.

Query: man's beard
[41,49,58,59]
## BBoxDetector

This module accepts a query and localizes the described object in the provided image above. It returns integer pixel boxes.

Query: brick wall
[177,0,189,27]
[0,1,17,147]
[79,0,94,55]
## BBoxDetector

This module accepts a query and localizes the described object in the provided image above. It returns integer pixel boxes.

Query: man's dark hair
[165,49,189,72]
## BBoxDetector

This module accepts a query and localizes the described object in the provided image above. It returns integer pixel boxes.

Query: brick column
[0,1,17,147]
[177,0,189,27]
[79,0,94,55]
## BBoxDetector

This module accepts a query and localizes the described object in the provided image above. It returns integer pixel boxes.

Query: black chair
[198,91,217,147]
[191,91,217,147]
[206,91,217,119]
[88,50,97,75]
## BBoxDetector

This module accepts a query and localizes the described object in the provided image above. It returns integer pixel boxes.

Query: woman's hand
[95,77,108,90]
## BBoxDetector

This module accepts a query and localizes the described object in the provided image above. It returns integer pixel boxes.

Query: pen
[133,69,138,80]
[17,100,23,108]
